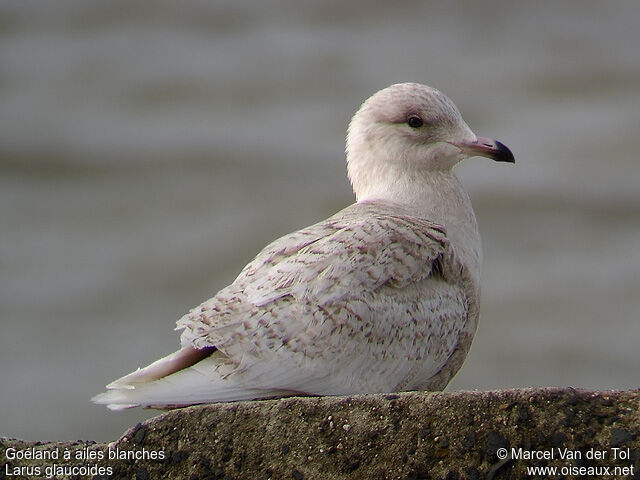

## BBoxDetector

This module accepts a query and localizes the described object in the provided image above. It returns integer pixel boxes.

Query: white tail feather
[92,351,296,410]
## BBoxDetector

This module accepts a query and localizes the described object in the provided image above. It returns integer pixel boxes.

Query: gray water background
[1,1,639,442]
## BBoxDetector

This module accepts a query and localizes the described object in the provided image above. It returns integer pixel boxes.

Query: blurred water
[1,1,639,441]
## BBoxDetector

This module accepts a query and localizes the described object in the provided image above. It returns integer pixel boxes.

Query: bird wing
[177,201,475,394]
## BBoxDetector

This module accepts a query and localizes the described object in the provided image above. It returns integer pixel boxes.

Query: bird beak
[454,136,515,163]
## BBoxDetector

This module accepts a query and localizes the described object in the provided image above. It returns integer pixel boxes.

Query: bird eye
[407,115,423,128]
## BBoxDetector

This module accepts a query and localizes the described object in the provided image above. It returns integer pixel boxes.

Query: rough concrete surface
[2,388,640,479]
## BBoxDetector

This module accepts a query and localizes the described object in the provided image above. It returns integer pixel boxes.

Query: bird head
[346,83,514,201]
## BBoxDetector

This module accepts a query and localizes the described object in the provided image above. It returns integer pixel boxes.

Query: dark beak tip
[495,140,515,164]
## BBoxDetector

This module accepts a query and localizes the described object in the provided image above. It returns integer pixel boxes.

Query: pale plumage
[93,83,514,410]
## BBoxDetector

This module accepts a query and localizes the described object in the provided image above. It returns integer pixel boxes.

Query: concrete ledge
[2,388,640,479]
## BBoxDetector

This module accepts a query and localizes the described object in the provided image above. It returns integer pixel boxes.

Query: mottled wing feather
[243,213,447,307]
[175,201,473,394]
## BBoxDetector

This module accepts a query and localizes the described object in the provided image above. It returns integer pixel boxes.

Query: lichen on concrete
[2,388,639,479]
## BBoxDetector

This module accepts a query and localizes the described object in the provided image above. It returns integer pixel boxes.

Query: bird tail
[91,345,289,410]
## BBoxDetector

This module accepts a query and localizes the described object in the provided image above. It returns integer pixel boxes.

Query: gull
[93,83,514,410]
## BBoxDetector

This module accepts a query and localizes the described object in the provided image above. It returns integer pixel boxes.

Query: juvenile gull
[93,83,514,410]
